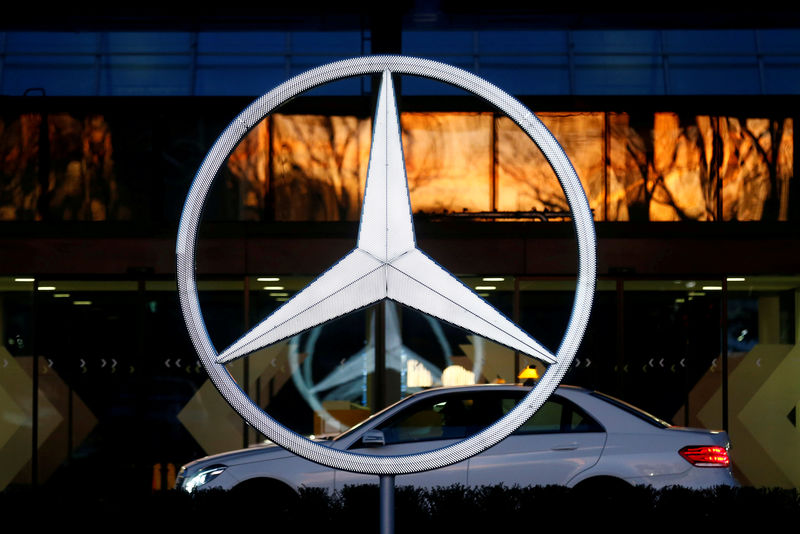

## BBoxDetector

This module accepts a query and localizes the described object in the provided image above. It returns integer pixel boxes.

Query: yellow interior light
[518,366,539,380]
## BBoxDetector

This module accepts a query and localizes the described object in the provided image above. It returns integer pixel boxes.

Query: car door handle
[551,442,579,451]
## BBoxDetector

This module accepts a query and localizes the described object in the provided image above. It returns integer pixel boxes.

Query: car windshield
[590,390,672,428]
[331,407,390,442]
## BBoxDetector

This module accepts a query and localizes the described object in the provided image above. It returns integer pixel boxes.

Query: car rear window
[590,391,672,429]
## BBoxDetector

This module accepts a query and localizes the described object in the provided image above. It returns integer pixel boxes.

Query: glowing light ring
[176,55,596,475]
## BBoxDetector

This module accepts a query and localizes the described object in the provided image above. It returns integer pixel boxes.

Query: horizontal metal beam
[1,232,797,277]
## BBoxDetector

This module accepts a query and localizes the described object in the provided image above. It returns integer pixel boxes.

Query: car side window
[370,392,508,446]
[382,401,446,444]
[511,395,604,435]
[568,404,603,432]
[515,400,562,434]
[353,390,603,448]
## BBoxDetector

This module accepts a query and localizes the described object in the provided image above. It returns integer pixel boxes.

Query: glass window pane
[668,56,761,95]
[379,390,515,444]
[726,275,799,488]
[573,30,661,55]
[270,113,369,221]
[405,112,493,214]
[380,397,448,444]
[609,113,794,221]
[623,279,722,428]
[574,54,666,95]
[517,279,616,392]
[478,30,567,54]
[105,32,192,54]
[720,117,793,221]
[403,31,474,56]
[197,32,287,55]
[31,280,168,492]
[517,399,562,433]
[662,30,757,55]
[0,277,34,490]
[496,113,605,220]
[5,32,99,54]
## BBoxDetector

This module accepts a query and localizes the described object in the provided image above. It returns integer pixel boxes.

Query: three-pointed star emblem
[216,71,555,367]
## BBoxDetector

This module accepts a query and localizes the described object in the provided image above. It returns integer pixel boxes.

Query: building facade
[1,9,799,491]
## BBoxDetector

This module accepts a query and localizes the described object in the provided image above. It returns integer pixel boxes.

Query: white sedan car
[176,384,736,497]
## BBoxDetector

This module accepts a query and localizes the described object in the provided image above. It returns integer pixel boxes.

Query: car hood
[184,439,335,469]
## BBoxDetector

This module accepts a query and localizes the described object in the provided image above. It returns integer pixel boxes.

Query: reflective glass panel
[0,277,34,490]
[726,275,799,488]
[622,279,722,428]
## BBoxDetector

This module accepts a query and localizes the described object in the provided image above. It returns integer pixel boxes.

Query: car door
[335,391,473,489]
[467,393,606,487]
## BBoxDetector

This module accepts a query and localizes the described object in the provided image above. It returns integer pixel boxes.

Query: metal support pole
[373,301,386,411]
[379,474,395,534]
[513,277,520,381]
[616,279,625,397]
[31,279,38,488]
[243,275,250,448]
[721,277,729,433]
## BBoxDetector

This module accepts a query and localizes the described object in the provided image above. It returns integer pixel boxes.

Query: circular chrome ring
[176,55,596,475]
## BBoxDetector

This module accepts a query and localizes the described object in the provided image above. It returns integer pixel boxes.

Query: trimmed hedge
[2,483,798,531]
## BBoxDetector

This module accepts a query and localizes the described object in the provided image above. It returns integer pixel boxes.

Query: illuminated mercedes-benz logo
[176,55,596,475]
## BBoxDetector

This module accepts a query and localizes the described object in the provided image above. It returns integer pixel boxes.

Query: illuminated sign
[176,56,596,476]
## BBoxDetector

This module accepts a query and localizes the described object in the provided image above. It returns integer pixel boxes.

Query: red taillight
[679,445,730,467]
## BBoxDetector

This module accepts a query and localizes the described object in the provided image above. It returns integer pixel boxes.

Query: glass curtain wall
[725,276,799,488]
[247,274,372,438]
[0,277,34,490]
[0,108,792,223]
[4,274,800,490]
[517,279,618,394]
[147,279,245,463]
[621,280,722,429]
[243,275,517,440]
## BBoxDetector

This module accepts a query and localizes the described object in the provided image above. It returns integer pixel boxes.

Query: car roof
[404,383,587,396]
[373,383,591,414]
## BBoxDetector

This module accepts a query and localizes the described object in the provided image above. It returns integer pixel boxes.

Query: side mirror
[361,429,386,447]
